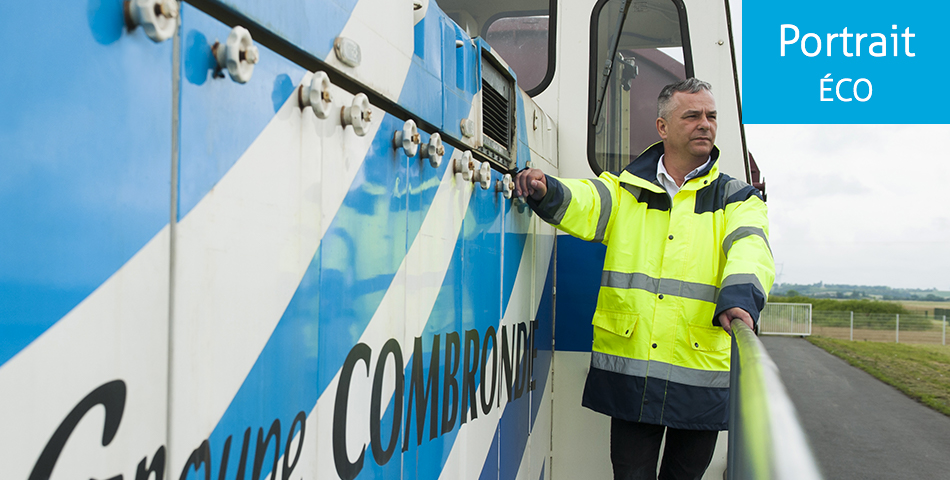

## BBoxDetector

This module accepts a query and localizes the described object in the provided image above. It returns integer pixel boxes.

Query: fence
[727,321,823,480]
[811,312,948,345]
[759,303,812,336]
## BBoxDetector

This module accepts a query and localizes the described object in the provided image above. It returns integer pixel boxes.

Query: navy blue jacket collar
[622,142,721,183]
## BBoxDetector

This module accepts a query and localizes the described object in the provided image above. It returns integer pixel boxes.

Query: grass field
[807,337,950,417]
[898,300,950,316]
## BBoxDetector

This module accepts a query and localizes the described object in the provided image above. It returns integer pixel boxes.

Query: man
[514,78,774,480]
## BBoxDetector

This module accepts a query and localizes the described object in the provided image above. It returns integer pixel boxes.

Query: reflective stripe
[592,180,612,243]
[721,273,767,297]
[550,183,572,224]
[622,183,641,200]
[590,352,730,388]
[722,226,771,257]
[659,278,718,303]
[723,178,745,200]
[601,271,718,303]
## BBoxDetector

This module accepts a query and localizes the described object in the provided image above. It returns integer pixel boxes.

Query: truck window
[588,0,692,175]
[484,14,553,94]
[441,1,556,95]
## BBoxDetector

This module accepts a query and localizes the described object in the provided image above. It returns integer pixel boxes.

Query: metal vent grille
[482,79,510,149]
[479,57,513,167]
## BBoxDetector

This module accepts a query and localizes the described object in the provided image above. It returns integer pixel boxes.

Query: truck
[1,1,796,479]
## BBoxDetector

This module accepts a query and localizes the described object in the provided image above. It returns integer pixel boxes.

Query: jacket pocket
[591,309,639,338]
[688,324,731,352]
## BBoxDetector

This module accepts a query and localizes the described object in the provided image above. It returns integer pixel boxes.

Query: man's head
[656,78,717,164]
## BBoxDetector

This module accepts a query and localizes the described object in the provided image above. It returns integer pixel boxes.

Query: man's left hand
[718,307,754,334]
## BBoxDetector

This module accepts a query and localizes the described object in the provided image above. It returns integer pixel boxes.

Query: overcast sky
[732,1,950,291]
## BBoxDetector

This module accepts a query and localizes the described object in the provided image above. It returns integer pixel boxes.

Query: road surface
[761,336,950,480]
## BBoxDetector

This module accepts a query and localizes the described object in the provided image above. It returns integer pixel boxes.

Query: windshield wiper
[592,0,634,125]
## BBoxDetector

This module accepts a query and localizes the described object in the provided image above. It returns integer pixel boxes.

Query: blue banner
[743,1,946,124]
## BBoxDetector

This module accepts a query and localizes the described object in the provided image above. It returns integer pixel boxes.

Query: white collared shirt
[656,154,712,198]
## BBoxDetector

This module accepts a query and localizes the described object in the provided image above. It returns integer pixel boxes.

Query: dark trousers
[610,418,719,480]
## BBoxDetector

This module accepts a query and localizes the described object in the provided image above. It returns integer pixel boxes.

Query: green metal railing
[727,321,823,480]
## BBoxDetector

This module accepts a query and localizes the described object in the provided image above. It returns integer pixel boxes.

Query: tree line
[768,295,906,314]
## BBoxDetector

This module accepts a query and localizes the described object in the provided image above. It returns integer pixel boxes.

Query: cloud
[784,172,871,197]
[745,123,950,289]
[733,2,950,290]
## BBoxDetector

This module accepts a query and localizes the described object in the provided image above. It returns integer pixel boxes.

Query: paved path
[760,336,950,480]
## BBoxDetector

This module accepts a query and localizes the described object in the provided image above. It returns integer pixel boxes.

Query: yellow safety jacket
[529,143,774,429]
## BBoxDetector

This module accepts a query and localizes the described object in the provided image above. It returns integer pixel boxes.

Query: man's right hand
[718,307,754,334]
[514,168,547,201]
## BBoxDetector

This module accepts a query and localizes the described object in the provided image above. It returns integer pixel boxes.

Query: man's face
[657,90,717,161]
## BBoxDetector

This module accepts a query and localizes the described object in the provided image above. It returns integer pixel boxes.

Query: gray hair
[657,78,713,120]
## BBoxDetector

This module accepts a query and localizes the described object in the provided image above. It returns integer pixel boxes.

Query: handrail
[727,321,823,480]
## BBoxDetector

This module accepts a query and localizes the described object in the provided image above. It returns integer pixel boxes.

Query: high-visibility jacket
[530,143,774,430]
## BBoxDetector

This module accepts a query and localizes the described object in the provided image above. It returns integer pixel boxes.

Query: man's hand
[514,168,547,201]
[718,307,754,334]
